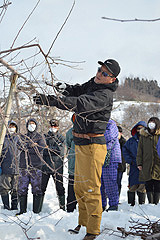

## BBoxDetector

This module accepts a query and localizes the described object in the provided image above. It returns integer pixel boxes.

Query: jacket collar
[140,128,160,137]
[91,77,119,92]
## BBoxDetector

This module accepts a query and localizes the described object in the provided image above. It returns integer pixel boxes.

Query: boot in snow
[147,192,154,204]
[38,194,44,212]
[1,194,10,210]
[16,195,27,215]
[68,225,81,234]
[82,233,98,240]
[58,195,65,211]
[127,191,135,206]
[153,192,160,205]
[33,195,43,213]
[137,192,146,204]
[106,205,118,211]
[11,194,18,210]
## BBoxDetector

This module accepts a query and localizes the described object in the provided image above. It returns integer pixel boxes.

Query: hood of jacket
[26,118,38,133]
[8,120,18,133]
[131,121,147,136]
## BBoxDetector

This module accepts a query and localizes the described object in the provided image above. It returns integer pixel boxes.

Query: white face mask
[28,124,36,132]
[49,127,58,133]
[8,127,16,134]
[148,122,156,130]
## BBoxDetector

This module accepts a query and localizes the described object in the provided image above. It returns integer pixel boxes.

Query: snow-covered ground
[0,161,159,240]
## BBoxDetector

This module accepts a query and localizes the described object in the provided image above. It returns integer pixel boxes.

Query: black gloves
[33,94,49,106]
[33,94,58,107]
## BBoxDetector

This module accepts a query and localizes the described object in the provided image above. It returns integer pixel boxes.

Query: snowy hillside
[0,162,159,240]
[111,100,160,124]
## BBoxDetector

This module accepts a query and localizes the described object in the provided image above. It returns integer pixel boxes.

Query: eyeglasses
[97,67,113,78]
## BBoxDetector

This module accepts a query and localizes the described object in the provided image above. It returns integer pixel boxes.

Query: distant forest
[116,77,160,102]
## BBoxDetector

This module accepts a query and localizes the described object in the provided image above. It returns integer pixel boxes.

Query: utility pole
[0,58,19,157]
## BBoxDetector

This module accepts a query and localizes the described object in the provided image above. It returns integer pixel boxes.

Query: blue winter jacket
[122,121,147,187]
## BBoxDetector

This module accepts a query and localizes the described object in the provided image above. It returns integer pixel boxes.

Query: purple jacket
[104,119,122,164]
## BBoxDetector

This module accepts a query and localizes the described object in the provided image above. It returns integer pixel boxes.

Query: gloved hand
[0,167,2,176]
[33,94,49,106]
[54,82,68,93]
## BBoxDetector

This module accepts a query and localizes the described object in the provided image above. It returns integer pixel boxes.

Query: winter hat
[98,59,121,77]
[8,120,18,132]
[131,121,147,136]
[50,119,59,127]
[26,118,38,131]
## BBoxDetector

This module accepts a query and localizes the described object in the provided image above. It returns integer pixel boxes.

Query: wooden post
[0,58,19,157]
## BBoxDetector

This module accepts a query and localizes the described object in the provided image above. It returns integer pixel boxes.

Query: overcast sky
[1,0,160,85]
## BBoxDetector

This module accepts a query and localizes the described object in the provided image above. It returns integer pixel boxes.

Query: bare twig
[102,17,160,22]
[46,0,75,57]
[11,0,41,48]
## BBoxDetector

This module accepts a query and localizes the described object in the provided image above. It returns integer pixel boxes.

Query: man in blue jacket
[122,121,147,206]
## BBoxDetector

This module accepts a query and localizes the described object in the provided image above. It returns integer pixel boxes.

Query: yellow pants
[74,144,107,235]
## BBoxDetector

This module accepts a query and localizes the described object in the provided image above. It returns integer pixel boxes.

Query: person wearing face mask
[41,119,65,210]
[0,120,20,210]
[17,118,46,215]
[137,117,160,205]
[122,121,147,206]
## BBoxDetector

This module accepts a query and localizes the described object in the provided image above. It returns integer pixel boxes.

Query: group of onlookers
[0,118,66,214]
[1,116,159,216]
[123,117,160,206]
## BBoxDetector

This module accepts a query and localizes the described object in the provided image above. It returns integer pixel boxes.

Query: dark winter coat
[40,77,118,145]
[19,119,46,170]
[122,121,147,187]
[136,128,160,182]
[66,127,75,175]
[0,134,20,175]
[118,136,126,172]
[43,130,65,173]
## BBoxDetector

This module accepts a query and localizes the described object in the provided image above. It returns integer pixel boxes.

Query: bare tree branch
[0,1,11,9]
[102,16,160,22]
[11,0,41,49]
[46,0,75,57]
